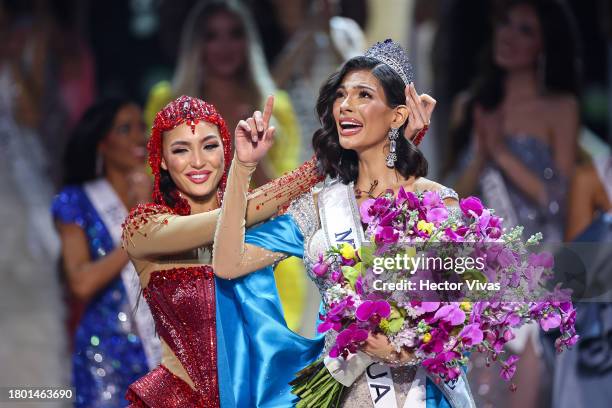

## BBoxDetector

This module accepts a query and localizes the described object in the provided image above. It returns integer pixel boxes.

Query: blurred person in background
[51,98,159,407]
[444,0,581,407]
[551,141,612,408]
[145,0,312,335]
[145,0,299,186]
[0,0,66,396]
[273,0,366,162]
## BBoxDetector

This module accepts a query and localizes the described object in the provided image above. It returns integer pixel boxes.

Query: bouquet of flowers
[290,188,578,407]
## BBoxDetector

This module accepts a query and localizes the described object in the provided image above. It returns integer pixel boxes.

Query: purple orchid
[433,304,466,326]
[356,300,391,322]
[500,355,519,381]
[329,324,369,358]
[460,196,484,217]
[359,198,376,223]
[313,255,329,277]
[426,207,449,225]
[459,323,484,346]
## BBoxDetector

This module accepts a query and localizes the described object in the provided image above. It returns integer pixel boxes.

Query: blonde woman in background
[145,0,308,333]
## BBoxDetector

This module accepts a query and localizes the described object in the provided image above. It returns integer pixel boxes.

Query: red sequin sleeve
[122,157,322,260]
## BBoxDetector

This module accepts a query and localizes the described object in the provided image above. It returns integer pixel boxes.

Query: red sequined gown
[125,266,219,407]
[122,157,322,407]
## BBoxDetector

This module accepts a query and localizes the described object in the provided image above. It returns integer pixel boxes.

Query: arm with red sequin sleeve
[122,157,322,260]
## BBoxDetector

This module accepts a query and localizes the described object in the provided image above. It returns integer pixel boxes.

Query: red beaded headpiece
[148,95,233,215]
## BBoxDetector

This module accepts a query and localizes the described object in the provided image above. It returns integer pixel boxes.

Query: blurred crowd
[0,0,611,407]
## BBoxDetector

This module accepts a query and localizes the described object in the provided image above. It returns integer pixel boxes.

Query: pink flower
[444,227,465,242]
[426,207,449,225]
[415,302,441,313]
[313,255,329,277]
[460,196,484,217]
[433,304,466,326]
[375,226,400,244]
[459,323,484,346]
[359,198,376,223]
[540,312,561,331]
[422,191,443,209]
[500,355,519,381]
[356,300,391,321]
[329,324,369,358]
[529,252,554,268]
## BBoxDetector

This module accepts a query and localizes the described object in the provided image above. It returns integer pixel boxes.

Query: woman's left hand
[234,95,276,164]
[404,83,436,143]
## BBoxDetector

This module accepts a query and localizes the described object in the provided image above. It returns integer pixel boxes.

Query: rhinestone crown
[364,39,414,85]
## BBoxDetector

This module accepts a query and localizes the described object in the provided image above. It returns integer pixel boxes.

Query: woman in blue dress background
[51,98,156,407]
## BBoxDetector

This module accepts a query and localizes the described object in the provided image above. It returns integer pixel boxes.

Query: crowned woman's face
[332,69,398,154]
[200,10,247,78]
[494,4,543,72]
[160,121,225,205]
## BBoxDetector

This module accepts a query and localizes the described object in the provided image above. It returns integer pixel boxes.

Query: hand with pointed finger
[235,95,276,164]
[403,83,436,144]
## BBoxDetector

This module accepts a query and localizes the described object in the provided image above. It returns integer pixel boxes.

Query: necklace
[354,179,379,199]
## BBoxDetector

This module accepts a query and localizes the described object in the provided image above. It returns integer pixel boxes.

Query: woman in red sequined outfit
[121,95,322,407]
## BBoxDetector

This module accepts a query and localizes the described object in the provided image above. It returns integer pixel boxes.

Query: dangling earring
[95,153,104,177]
[386,128,399,168]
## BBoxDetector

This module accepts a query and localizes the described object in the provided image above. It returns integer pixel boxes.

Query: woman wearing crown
[214,40,476,407]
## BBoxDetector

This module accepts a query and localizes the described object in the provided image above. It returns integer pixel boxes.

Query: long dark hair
[445,0,581,175]
[62,97,133,185]
[313,56,428,184]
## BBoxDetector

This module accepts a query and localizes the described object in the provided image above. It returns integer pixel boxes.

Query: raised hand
[234,95,276,164]
[404,83,436,143]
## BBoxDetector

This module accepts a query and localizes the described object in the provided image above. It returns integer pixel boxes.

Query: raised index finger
[262,94,275,127]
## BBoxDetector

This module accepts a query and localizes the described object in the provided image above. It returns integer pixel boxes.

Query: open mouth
[339,118,363,136]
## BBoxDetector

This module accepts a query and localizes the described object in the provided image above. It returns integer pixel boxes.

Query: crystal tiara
[363,39,414,85]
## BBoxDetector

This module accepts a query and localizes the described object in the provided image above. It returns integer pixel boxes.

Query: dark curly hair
[313,56,428,184]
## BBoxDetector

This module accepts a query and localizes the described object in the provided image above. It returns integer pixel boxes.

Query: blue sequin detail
[51,186,148,407]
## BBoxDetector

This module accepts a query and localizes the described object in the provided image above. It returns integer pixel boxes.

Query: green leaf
[387,317,405,333]
[342,266,359,288]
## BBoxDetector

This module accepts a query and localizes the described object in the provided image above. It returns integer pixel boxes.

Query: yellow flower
[460,302,472,312]
[405,246,417,258]
[340,243,356,260]
[422,333,432,343]
[417,220,434,235]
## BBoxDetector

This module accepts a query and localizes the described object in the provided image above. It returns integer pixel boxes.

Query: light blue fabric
[217,214,324,407]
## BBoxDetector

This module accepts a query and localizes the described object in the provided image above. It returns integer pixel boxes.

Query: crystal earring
[386,128,399,168]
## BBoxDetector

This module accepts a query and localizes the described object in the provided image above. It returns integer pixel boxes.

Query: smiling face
[332,69,405,154]
[160,121,225,205]
[200,10,247,79]
[494,3,543,72]
[98,103,146,173]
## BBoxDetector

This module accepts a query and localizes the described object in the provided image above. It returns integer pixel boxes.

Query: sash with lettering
[318,177,476,408]
[84,179,161,370]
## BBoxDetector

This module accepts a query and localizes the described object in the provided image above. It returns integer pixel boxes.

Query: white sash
[318,178,407,408]
[83,179,161,370]
[481,167,519,228]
